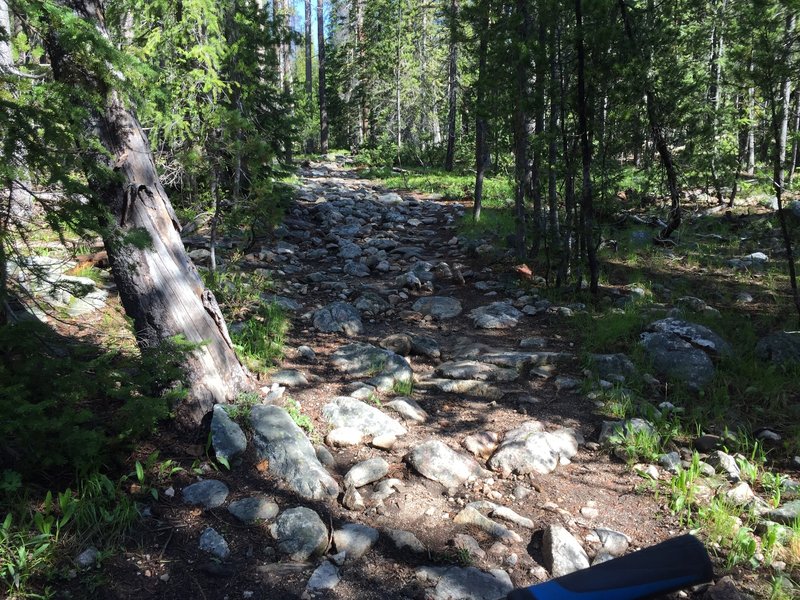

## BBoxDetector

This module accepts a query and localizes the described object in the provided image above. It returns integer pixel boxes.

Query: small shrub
[285,399,313,434]
[230,302,288,373]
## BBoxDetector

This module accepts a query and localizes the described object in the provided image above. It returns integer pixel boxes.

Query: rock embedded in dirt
[589,353,636,380]
[385,528,426,553]
[228,496,279,523]
[417,566,514,600]
[211,405,247,465]
[488,422,581,476]
[270,507,329,561]
[250,405,340,501]
[182,479,229,509]
[703,576,756,600]
[331,343,413,384]
[595,528,630,557]
[707,450,741,482]
[421,378,504,400]
[270,369,309,387]
[436,360,519,382]
[406,440,490,489]
[304,561,340,594]
[462,432,500,459]
[726,482,756,505]
[322,396,407,437]
[469,302,523,329]
[598,418,655,446]
[342,484,365,511]
[765,500,800,525]
[412,296,463,319]
[326,427,364,447]
[380,333,413,355]
[333,523,380,561]
[386,397,428,422]
[344,457,389,488]
[453,506,521,543]
[313,302,363,335]
[755,331,800,367]
[199,527,230,560]
[452,534,487,560]
[543,524,590,577]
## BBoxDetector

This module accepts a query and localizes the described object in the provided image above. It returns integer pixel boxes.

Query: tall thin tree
[318,0,329,152]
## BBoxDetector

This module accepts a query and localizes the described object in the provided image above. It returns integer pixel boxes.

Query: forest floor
[36,156,800,599]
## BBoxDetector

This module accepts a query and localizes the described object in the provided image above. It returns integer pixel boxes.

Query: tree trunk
[444,0,459,172]
[772,13,800,323]
[512,0,531,259]
[473,0,490,222]
[529,12,546,257]
[318,0,329,152]
[395,0,402,151]
[576,0,598,293]
[547,14,560,246]
[747,60,756,175]
[305,0,314,152]
[789,91,800,185]
[47,0,251,428]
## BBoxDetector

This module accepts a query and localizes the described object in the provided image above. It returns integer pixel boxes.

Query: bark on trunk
[529,13,546,257]
[512,0,531,259]
[305,0,314,152]
[444,0,459,172]
[576,0,598,294]
[318,0,329,152]
[472,0,490,222]
[47,0,251,428]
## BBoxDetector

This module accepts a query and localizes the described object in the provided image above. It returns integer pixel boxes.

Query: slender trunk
[318,0,328,152]
[619,0,681,241]
[444,0,459,172]
[209,168,220,273]
[747,60,756,175]
[529,13,546,257]
[512,0,531,259]
[473,0,490,222]
[772,13,800,322]
[273,0,284,90]
[576,0,597,294]
[47,0,251,428]
[789,91,800,185]
[395,0,402,151]
[708,0,724,203]
[547,16,559,245]
[305,0,314,152]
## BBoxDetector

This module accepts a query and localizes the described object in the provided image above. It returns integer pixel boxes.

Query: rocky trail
[75,157,781,600]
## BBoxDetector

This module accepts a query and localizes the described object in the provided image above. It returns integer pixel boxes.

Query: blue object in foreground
[508,534,713,600]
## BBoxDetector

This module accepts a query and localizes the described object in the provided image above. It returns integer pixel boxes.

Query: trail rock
[423,378,504,400]
[182,480,229,509]
[765,500,800,525]
[380,333,413,355]
[704,576,755,600]
[412,296,463,319]
[331,343,413,384]
[211,406,247,464]
[345,457,389,488]
[199,527,230,560]
[647,318,731,355]
[354,291,390,314]
[543,525,590,577]
[304,561,340,594]
[454,506,521,543]
[385,528,426,553]
[271,369,309,387]
[418,566,514,600]
[462,432,500,459]
[470,302,523,329]
[488,422,581,476]
[386,397,428,422]
[589,354,636,379]
[599,419,656,446]
[452,534,487,560]
[707,451,741,482]
[322,396,407,437]
[313,302,363,335]
[342,485,365,510]
[333,523,380,561]
[595,528,630,557]
[436,360,519,382]
[410,334,442,358]
[726,482,756,505]
[326,427,364,447]
[228,497,279,523]
[270,507,329,561]
[407,440,490,488]
[250,405,340,501]
[755,331,800,366]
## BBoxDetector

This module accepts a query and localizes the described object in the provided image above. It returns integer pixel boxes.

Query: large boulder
[406,440,490,489]
[331,343,413,383]
[412,296,464,319]
[322,396,407,437]
[488,422,582,476]
[755,331,800,367]
[250,405,339,501]
[270,507,329,561]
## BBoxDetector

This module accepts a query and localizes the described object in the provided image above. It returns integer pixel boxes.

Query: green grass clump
[285,399,313,435]
[231,303,288,373]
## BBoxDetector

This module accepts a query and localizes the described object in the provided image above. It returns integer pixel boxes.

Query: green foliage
[0,321,187,479]
[285,399,313,435]
[230,302,288,374]
[392,379,414,396]
[224,391,262,421]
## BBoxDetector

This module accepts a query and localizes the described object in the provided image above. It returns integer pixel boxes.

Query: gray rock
[322,397,407,437]
[326,427,364,447]
[199,527,230,560]
[385,528,426,553]
[520,337,547,349]
[454,506,522,543]
[755,331,800,366]
[74,546,99,568]
[250,405,340,501]
[598,418,656,446]
[488,422,581,476]
[436,360,519,382]
[704,576,755,600]
[182,480,229,509]
[452,534,487,560]
[543,525,590,577]
[726,482,756,505]
[305,561,340,593]
[764,500,800,525]
[262,295,303,312]
[313,302,363,335]
[589,354,636,379]
[342,484,365,510]
[658,452,682,473]
[639,332,717,390]
[420,566,514,600]
[380,333,412,355]
[407,440,489,488]
[270,507,328,561]
[470,302,523,329]
[345,457,389,488]
[410,334,442,359]
[647,318,731,356]
[386,397,428,422]
[270,369,309,387]
[708,451,741,482]
[315,444,336,468]
[462,432,500,459]
[211,405,247,465]
[425,378,504,400]
[228,496,279,523]
[554,376,580,391]
[595,528,630,557]
[297,345,316,361]
[345,261,371,277]
[354,291,390,314]
[331,343,413,385]
[413,296,463,319]
[333,523,380,561]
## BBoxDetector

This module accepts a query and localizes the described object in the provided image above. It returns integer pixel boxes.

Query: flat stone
[182,480,229,509]
[436,360,518,382]
[470,302,523,329]
[333,523,380,561]
[313,302,363,335]
[322,397,407,437]
[331,343,413,384]
[386,397,428,422]
[407,440,490,488]
[211,405,247,465]
[270,507,328,561]
[344,457,389,488]
[543,524,590,577]
[270,369,309,387]
[425,378,504,400]
[199,527,230,560]
[372,434,397,449]
[419,566,514,600]
[250,405,340,501]
[305,561,340,593]
[412,296,463,319]
[589,354,636,379]
[488,423,581,476]
[454,506,521,543]
[385,528,426,553]
[452,534,487,560]
[228,496,279,523]
[462,432,500,459]
[326,427,364,447]
[765,500,800,525]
